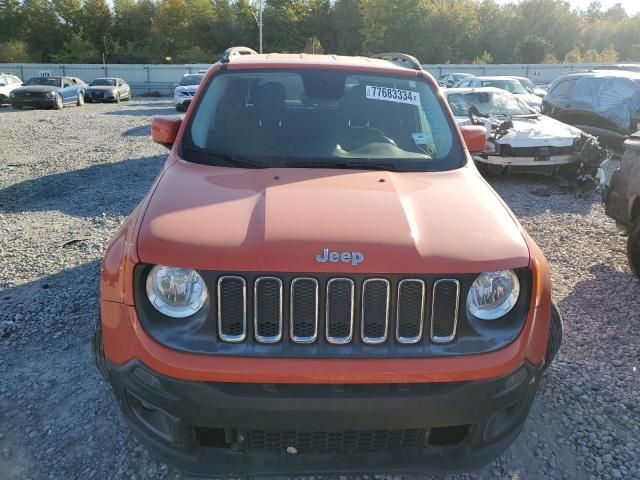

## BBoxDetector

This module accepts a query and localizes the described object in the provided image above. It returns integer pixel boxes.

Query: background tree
[1,0,638,64]
[514,35,553,63]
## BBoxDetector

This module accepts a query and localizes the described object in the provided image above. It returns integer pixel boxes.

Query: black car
[542,70,640,152]
[85,77,131,103]
[10,76,87,110]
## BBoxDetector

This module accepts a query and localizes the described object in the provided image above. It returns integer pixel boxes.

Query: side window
[63,80,71,87]
[0,76,6,86]
[550,79,577,98]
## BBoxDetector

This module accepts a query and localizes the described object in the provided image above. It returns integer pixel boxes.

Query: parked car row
[0,74,132,110]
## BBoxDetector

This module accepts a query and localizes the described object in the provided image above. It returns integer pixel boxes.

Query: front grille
[396,279,426,343]
[16,92,48,99]
[213,274,463,346]
[244,428,425,454]
[501,144,575,157]
[361,279,389,344]
[326,278,354,344]
[431,280,460,343]
[290,278,318,343]
[254,277,282,343]
[217,276,247,342]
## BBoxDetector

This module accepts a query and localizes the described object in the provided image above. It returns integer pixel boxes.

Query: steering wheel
[343,126,397,151]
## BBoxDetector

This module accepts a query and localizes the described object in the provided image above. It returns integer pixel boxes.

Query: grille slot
[290,278,319,343]
[361,279,390,344]
[244,428,425,454]
[254,277,283,343]
[396,279,426,343]
[431,279,460,343]
[326,278,355,344]
[217,276,247,342]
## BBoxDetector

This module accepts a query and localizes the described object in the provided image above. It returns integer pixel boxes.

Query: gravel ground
[0,99,639,480]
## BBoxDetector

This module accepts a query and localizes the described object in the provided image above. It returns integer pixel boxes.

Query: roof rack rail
[371,52,422,71]
[221,46,258,63]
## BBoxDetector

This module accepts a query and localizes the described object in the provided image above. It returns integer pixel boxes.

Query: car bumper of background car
[475,154,579,167]
[174,96,192,107]
[101,355,541,477]
[11,97,55,107]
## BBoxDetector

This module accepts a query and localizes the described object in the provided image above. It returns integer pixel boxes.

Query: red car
[94,48,562,476]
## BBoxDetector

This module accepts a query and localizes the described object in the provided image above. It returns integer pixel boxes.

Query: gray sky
[494,0,640,15]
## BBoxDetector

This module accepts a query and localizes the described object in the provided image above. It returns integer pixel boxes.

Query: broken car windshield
[183,69,462,172]
[447,91,533,117]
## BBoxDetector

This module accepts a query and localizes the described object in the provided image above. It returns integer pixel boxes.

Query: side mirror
[152,115,183,148]
[459,125,487,154]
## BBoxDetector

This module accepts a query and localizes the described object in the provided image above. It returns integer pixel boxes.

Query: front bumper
[103,357,541,476]
[475,154,579,167]
[10,97,55,107]
[86,92,114,102]
[174,96,192,108]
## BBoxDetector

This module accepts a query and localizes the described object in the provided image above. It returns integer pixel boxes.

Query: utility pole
[258,0,263,54]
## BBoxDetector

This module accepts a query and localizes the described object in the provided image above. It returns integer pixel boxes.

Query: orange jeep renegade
[94,48,563,476]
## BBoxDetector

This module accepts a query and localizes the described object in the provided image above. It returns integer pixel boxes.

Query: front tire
[54,94,63,110]
[76,92,84,106]
[115,92,121,103]
[627,217,640,280]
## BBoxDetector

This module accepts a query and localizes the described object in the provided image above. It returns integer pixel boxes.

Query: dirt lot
[0,99,639,480]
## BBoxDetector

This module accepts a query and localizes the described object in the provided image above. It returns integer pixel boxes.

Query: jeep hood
[137,160,530,273]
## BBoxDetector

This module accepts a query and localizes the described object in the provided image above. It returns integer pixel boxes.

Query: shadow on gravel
[104,106,176,117]
[488,174,596,216]
[0,260,135,480]
[122,125,152,137]
[0,155,165,217]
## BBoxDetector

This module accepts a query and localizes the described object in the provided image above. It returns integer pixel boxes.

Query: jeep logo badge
[316,248,364,266]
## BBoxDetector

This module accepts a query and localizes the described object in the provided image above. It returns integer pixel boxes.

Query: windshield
[481,79,528,95]
[519,78,537,92]
[91,78,116,86]
[25,77,62,87]
[183,69,463,172]
[180,74,204,86]
[447,91,533,116]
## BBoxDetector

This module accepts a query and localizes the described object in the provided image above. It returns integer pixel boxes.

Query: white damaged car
[444,87,593,174]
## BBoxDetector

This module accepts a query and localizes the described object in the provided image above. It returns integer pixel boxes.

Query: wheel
[54,94,63,110]
[76,92,84,106]
[12,103,23,110]
[627,217,640,280]
[115,92,121,103]
[544,302,563,371]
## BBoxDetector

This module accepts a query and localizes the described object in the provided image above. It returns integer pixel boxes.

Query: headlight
[146,265,208,318]
[466,270,520,320]
[45,92,52,97]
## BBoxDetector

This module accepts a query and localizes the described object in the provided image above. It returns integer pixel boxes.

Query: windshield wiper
[288,159,399,171]
[182,146,269,169]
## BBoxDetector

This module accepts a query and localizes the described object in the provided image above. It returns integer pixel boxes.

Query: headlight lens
[146,265,208,318]
[466,270,520,320]
[45,92,52,97]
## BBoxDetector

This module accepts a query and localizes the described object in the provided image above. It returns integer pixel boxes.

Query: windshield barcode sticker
[366,86,420,106]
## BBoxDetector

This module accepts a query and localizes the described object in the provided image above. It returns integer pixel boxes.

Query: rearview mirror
[151,115,183,148]
[459,125,487,154]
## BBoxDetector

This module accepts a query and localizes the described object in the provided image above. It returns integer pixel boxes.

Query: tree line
[0,0,639,65]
